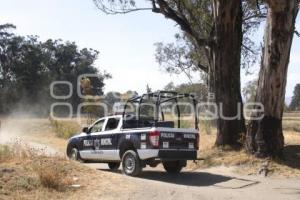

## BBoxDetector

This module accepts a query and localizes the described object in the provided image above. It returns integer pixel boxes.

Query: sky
[0,0,299,101]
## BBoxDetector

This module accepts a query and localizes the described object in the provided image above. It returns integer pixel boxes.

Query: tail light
[149,131,160,148]
[196,133,199,150]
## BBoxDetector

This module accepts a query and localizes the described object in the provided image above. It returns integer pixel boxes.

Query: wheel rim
[70,149,77,160]
[124,154,135,173]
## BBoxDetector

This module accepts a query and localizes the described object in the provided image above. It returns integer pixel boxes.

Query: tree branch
[243,13,267,21]
[93,0,152,14]
[242,43,257,55]
[196,63,208,73]
[154,0,213,47]
[295,30,300,37]
[93,0,214,47]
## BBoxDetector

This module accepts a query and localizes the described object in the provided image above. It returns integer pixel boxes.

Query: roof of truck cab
[94,115,122,121]
[107,115,122,118]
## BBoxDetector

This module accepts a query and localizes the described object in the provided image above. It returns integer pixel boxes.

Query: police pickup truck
[66,91,199,176]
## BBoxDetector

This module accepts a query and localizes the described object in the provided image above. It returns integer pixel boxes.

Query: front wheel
[108,162,120,170]
[162,161,183,174]
[69,148,83,162]
[121,150,142,176]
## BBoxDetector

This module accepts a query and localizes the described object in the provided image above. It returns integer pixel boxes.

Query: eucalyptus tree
[246,0,300,157]
[94,0,250,146]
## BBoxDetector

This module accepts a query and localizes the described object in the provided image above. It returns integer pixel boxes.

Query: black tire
[163,161,183,174]
[121,150,142,176]
[69,148,84,162]
[108,162,120,170]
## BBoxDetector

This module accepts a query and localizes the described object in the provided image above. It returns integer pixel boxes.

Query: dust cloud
[0,110,46,144]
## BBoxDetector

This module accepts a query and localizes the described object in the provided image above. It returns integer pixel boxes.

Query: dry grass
[188,130,300,177]
[0,142,136,200]
[0,142,84,199]
[283,112,300,132]
[35,157,73,191]
[282,120,300,132]
[49,118,81,139]
[0,145,13,162]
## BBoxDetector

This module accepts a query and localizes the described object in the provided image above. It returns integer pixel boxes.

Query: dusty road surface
[1,118,300,200]
[83,164,300,200]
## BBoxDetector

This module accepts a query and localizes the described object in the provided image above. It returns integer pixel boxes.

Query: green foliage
[289,84,300,111]
[164,81,208,101]
[0,24,110,116]
[242,79,258,103]
[154,34,208,81]
[150,1,263,79]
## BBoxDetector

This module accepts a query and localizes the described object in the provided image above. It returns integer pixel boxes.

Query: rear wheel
[108,162,120,170]
[163,161,183,174]
[122,150,142,176]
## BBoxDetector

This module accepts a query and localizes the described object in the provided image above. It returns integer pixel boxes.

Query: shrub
[49,118,80,139]
[15,176,40,191]
[35,157,73,191]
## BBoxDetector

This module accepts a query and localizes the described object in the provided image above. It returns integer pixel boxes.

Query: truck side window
[105,118,120,131]
[90,120,105,133]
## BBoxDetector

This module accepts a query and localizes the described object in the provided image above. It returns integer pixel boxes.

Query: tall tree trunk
[246,0,300,157]
[212,0,246,146]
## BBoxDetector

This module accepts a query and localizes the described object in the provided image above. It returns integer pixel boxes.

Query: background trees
[0,24,109,116]
[289,84,300,111]
[242,79,258,103]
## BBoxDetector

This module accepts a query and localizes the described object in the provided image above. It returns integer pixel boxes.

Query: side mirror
[82,127,89,133]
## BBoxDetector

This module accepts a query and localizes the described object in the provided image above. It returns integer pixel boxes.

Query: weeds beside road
[49,117,80,139]
[0,143,80,199]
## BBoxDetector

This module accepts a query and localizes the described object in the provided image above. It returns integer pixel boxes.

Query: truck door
[79,119,105,160]
[97,117,121,161]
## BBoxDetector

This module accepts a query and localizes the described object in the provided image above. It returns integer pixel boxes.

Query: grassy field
[282,112,300,132]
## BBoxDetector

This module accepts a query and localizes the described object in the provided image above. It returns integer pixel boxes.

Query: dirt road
[81,163,299,200]
[1,118,300,200]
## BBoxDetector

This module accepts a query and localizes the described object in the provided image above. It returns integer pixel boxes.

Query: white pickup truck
[67,91,199,176]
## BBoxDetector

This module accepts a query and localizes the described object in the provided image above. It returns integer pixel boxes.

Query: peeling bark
[212,0,246,146]
[246,0,300,157]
